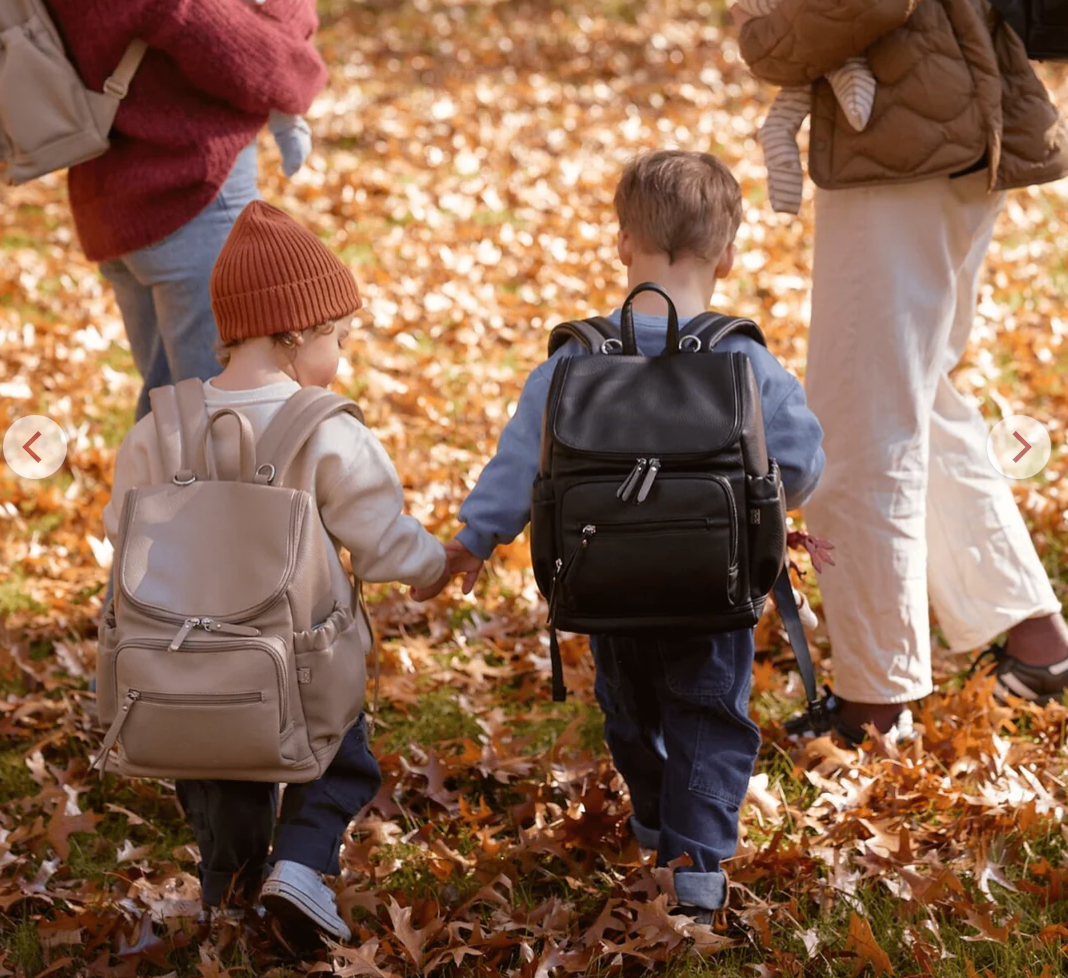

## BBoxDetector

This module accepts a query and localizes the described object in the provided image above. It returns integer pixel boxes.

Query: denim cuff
[271,823,343,877]
[674,868,728,911]
[630,815,661,850]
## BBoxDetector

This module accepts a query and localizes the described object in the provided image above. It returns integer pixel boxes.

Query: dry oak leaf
[46,801,101,861]
[386,897,444,972]
[323,937,401,978]
[193,944,241,978]
[844,913,893,977]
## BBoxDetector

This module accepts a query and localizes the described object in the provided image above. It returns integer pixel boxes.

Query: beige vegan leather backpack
[0,0,146,185]
[92,379,372,782]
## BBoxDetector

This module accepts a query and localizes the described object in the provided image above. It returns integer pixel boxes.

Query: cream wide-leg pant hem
[804,172,1061,705]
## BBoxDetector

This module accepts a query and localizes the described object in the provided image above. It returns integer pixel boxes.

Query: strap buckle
[784,685,838,737]
[103,76,130,99]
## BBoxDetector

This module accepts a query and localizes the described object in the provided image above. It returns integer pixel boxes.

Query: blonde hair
[614,150,742,264]
[215,320,339,367]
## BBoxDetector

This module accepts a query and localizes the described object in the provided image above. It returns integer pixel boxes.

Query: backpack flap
[548,352,744,459]
[117,405,308,624]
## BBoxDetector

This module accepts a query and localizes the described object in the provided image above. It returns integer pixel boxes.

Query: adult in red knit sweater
[48,0,328,420]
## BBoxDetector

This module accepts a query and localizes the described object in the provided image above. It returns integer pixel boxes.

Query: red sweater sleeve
[142,0,326,117]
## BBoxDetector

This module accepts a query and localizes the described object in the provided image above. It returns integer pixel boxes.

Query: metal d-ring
[256,463,277,485]
[172,472,196,486]
[600,338,624,354]
[679,335,702,353]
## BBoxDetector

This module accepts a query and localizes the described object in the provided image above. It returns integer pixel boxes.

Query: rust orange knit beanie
[210,200,362,343]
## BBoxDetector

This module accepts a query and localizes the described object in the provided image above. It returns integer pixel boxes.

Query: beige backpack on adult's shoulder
[0,0,146,184]
[93,379,372,782]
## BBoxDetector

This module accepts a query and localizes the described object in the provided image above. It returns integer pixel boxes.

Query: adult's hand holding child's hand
[410,539,484,601]
[444,539,483,595]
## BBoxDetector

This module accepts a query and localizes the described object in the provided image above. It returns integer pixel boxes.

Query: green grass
[0,574,47,618]
[3,914,44,977]
[0,749,39,807]
[374,688,484,754]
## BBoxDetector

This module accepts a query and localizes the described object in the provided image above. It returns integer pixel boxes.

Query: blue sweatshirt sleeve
[716,334,825,509]
[456,353,566,560]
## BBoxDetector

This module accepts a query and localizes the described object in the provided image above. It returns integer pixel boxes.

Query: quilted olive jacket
[739,0,1068,191]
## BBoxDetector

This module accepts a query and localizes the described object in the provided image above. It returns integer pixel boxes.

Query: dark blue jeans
[175,716,382,907]
[592,629,760,910]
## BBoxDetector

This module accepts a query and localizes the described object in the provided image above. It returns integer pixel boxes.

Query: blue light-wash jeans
[176,716,382,907]
[591,629,760,911]
[99,143,260,421]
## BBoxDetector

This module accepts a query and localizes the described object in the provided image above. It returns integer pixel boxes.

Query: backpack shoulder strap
[148,378,209,484]
[683,312,767,352]
[255,387,366,487]
[547,316,620,357]
[102,39,148,101]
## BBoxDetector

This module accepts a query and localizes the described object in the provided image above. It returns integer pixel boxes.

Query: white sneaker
[260,860,351,942]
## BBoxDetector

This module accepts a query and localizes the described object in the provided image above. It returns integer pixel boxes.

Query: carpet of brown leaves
[2,2,1068,976]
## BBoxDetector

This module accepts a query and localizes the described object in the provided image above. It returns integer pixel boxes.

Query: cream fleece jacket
[104,379,447,604]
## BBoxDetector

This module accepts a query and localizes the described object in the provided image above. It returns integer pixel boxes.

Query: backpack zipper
[169,617,262,651]
[547,525,597,625]
[635,458,661,503]
[136,690,264,706]
[617,459,647,501]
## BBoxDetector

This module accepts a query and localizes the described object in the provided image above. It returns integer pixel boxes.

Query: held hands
[410,539,484,602]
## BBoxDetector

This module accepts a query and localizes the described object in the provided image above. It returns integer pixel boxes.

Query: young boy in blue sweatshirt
[415,150,825,917]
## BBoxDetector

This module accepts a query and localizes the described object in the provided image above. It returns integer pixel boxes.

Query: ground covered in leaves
[3,1,1068,975]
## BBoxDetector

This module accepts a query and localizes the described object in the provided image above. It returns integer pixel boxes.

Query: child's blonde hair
[215,320,339,367]
[614,150,742,264]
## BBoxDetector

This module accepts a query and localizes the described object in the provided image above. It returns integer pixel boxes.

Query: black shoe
[972,644,1068,705]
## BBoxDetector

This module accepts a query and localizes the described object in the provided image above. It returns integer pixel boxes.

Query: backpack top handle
[195,409,258,484]
[620,281,681,356]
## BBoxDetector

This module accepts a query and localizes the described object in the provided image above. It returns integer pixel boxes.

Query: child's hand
[412,564,452,603]
[409,540,484,601]
[445,539,483,595]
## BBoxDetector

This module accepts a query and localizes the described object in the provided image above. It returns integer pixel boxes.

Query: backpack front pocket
[557,475,739,619]
[104,636,290,774]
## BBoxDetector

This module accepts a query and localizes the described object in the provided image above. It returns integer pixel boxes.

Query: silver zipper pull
[200,618,261,637]
[581,525,597,544]
[636,458,661,503]
[547,558,564,626]
[169,618,200,651]
[617,459,647,501]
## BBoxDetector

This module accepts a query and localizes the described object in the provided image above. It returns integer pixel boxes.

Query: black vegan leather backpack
[989,0,1068,60]
[530,282,801,702]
